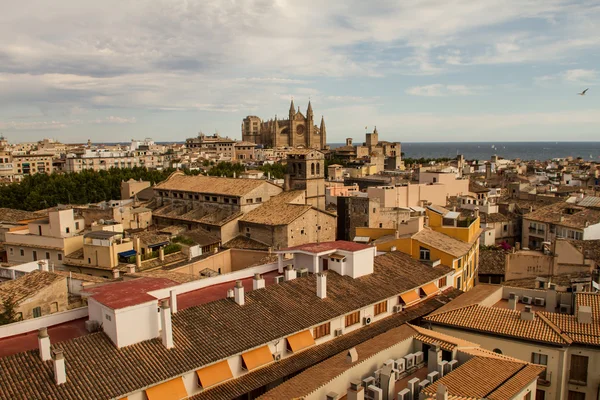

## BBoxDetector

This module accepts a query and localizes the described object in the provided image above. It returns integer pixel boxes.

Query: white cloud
[535,69,598,85]
[405,84,483,97]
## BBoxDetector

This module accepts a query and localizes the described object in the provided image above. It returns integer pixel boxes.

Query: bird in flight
[578,88,589,96]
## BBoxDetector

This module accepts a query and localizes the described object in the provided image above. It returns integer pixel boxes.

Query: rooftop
[154,172,277,197]
[239,191,312,226]
[524,201,600,229]
[412,228,473,258]
[281,240,372,254]
[0,270,66,304]
[0,208,45,224]
[83,277,178,309]
[478,248,508,275]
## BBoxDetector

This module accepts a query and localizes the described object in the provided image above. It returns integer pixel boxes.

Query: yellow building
[357,205,481,291]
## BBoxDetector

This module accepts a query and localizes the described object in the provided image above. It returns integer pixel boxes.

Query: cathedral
[241,100,327,149]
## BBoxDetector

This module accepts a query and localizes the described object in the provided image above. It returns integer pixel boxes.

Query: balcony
[537,371,551,387]
[528,227,545,236]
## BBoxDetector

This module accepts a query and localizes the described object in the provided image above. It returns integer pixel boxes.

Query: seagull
[578,88,589,96]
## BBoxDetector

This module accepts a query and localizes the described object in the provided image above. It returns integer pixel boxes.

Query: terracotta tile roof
[0,208,44,224]
[524,201,600,229]
[503,271,591,289]
[0,271,66,304]
[154,172,278,197]
[428,205,451,215]
[239,192,312,225]
[177,228,221,247]
[281,240,372,254]
[487,364,546,400]
[0,260,458,400]
[259,324,418,399]
[480,212,509,223]
[410,324,479,351]
[194,290,462,400]
[430,284,502,316]
[425,304,572,345]
[223,235,270,250]
[128,270,202,284]
[131,230,171,246]
[469,182,489,193]
[412,228,472,258]
[83,277,178,309]
[52,271,110,283]
[576,292,600,316]
[568,239,600,264]
[478,248,508,275]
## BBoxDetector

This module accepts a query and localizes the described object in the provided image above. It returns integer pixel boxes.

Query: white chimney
[284,265,297,281]
[436,384,449,400]
[169,290,178,314]
[347,348,358,363]
[38,327,51,361]
[127,264,136,274]
[226,289,234,299]
[253,273,265,290]
[347,380,364,400]
[38,260,48,272]
[578,305,592,324]
[521,305,535,321]
[112,268,120,279]
[52,349,66,385]
[234,280,245,306]
[428,343,442,373]
[317,273,327,299]
[160,299,174,349]
[508,293,519,310]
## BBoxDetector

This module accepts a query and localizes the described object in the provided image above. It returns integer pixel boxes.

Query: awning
[241,346,273,371]
[421,282,439,296]
[196,360,233,389]
[286,330,316,353]
[400,290,420,305]
[145,377,188,400]
[118,249,136,258]
[148,241,170,249]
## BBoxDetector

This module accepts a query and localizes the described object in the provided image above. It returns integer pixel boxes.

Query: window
[569,354,588,384]
[438,277,447,287]
[212,197,217,202]
[345,311,360,327]
[256,198,262,203]
[568,391,585,400]
[379,223,383,228]
[313,322,331,339]
[374,300,388,316]
[224,198,230,203]
[88,258,91,264]
[419,247,430,260]
[33,307,42,318]
[524,392,531,400]
[247,199,253,204]
[105,314,112,321]
[9,248,13,255]
[493,348,502,354]
[66,227,70,234]
[75,222,80,230]
[373,208,376,213]
[45,252,50,260]
[32,251,37,261]
[456,276,462,290]
[20,249,24,256]
[457,259,462,269]
[535,389,546,400]
[204,196,210,201]
[58,253,62,261]
[503,224,508,232]
[532,353,548,380]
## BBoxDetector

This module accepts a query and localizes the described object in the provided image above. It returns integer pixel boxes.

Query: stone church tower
[241,100,326,149]
[285,149,325,210]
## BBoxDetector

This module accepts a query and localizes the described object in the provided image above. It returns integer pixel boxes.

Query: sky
[1,0,599,144]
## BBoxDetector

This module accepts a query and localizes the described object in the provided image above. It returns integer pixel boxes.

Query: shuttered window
[345,311,360,327]
[313,322,330,339]
[374,300,387,316]
[569,355,588,384]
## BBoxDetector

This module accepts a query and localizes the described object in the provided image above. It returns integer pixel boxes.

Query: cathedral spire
[289,98,295,114]
[307,100,313,115]
[320,116,326,135]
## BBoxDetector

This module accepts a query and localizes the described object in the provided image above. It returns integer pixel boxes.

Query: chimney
[160,299,174,349]
[134,237,141,252]
[226,288,234,299]
[284,174,291,191]
[559,215,564,222]
[508,292,519,310]
[473,207,480,219]
[326,393,339,400]
[284,265,297,281]
[408,378,420,399]
[234,280,245,306]
[436,384,449,400]
[428,343,442,373]
[317,273,327,299]
[578,305,592,324]
[38,260,48,272]
[112,268,120,279]
[38,327,51,361]
[253,273,265,290]
[127,264,136,274]
[347,347,358,363]
[159,246,165,262]
[52,349,66,385]
[347,380,364,400]
[233,171,236,179]
[395,230,400,239]
[136,253,142,268]
[169,290,178,314]
[521,305,535,321]
[390,246,397,252]
[346,138,353,146]
[515,242,521,251]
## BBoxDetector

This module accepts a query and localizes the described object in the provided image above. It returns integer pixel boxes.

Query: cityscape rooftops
[83,277,177,309]
[280,240,372,254]
[154,172,277,197]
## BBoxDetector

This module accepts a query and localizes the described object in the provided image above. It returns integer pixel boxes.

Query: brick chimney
[234,280,245,306]
[38,327,51,361]
[160,299,174,349]
[508,293,519,310]
[253,273,265,290]
[52,349,66,385]
[284,265,297,281]
[317,273,327,299]
[521,305,535,321]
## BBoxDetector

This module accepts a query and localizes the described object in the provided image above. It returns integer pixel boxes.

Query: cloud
[92,116,137,124]
[405,84,483,97]
[535,69,598,85]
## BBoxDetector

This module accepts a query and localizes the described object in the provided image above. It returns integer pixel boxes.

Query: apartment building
[65,149,167,173]
[11,153,54,180]
[260,324,544,400]
[185,132,236,158]
[523,200,600,250]
[4,209,85,267]
[0,242,458,400]
[425,284,600,400]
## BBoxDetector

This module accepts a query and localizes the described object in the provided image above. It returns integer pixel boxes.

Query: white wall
[0,307,88,339]
[88,298,118,345]
[583,223,600,240]
[347,247,376,278]
[115,301,160,348]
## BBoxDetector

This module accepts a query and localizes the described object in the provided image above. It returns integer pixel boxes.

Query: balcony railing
[537,371,551,386]
[528,227,545,236]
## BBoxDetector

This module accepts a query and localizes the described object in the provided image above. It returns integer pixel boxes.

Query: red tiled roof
[84,278,178,309]
[282,240,371,254]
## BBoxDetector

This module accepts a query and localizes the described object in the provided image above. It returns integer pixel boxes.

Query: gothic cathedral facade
[241,100,327,149]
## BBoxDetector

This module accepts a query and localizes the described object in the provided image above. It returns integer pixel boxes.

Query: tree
[0,295,21,326]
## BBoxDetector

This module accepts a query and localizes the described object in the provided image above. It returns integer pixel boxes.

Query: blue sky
[1,0,599,143]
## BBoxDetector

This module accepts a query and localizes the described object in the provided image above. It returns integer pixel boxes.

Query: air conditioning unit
[404,353,415,369]
[521,296,533,305]
[365,385,382,400]
[395,358,406,373]
[273,352,282,361]
[414,351,424,364]
[560,304,572,314]
[534,297,545,306]
[84,320,101,333]
[362,376,376,389]
[298,268,309,277]
[363,316,372,325]
[334,328,343,337]
[274,275,284,284]
[393,304,403,313]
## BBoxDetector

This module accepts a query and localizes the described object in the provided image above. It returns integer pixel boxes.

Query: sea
[328,142,600,161]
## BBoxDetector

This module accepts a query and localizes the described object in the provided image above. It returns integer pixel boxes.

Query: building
[285,148,326,209]
[234,141,258,161]
[0,243,458,400]
[332,127,402,171]
[0,268,68,321]
[259,324,545,400]
[185,133,236,158]
[64,149,167,173]
[11,153,54,180]
[425,284,600,400]
[121,179,151,200]
[4,209,85,267]
[242,100,327,149]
